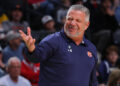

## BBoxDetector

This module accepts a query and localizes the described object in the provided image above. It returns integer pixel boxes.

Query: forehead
[67,10,86,19]
[10,60,21,66]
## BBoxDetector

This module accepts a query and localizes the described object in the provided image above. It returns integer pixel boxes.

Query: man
[0,57,31,86]
[2,4,29,33]
[3,31,25,64]
[41,15,56,33]
[21,53,40,86]
[0,46,6,77]
[19,5,98,86]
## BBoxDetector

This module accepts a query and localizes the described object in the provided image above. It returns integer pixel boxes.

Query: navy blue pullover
[24,29,98,86]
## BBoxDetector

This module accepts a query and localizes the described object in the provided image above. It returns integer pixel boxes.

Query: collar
[60,29,87,46]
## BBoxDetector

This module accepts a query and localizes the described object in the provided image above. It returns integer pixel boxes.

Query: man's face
[44,20,55,30]
[12,10,23,21]
[107,51,119,64]
[102,0,111,9]
[64,10,89,38]
[10,37,21,48]
[8,60,21,79]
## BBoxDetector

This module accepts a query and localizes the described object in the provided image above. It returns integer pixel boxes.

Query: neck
[70,35,84,46]
[10,75,18,83]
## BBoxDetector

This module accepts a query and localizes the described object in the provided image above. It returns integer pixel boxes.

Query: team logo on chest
[87,51,92,58]
[68,45,72,52]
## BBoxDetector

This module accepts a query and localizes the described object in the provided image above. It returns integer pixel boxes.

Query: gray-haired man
[20,5,98,86]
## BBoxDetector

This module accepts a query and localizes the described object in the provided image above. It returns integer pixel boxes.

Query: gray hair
[67,4,90,22]
[7,57,21,67]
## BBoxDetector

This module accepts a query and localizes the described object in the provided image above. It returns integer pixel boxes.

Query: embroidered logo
[87,51,92,58]
[68,45,72,52]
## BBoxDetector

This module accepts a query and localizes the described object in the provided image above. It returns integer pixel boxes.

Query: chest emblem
[87,51,92,58]
[68,45,72,52]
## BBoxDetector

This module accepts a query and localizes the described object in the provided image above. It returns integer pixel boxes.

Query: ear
[84,21,90,30]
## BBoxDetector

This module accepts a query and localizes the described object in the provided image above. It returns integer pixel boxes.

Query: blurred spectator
[32,15,56,43]
[98,45,119,85]
[36,0,55,17]
[113,29,120,46]
[0,24,6,40]
[0,7,8,24]
[0,57,31,86]
[2,31,25,64]
[107,69,120,86]
[21,54,40,86]
[115,5,120,26]
[28,0,45,9]
[91,0,119,53]
[114,0,120,26]
[28,0,45,5]
[0,46,5,70]
[56,0,70,29]
[0,46,6,77]
[84,0,100,26]
[2,4,29,33]
[0,7,8,43]
[41,15,56,32]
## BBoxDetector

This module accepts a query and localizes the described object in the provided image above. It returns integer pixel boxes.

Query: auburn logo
[87,51,93,58]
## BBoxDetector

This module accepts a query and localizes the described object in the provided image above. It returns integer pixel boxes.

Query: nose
[70,20,76,26]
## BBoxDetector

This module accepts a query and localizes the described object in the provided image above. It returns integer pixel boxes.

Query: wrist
[28,45,35,53]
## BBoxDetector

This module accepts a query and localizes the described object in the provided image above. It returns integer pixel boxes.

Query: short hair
[106,45,119,55]
[66,4,90,22]
[7,57,21,67]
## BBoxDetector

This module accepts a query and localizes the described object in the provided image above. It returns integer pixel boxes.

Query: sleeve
[89,63,98,86]
[88,42,98,86]
[98,61,108,84]
[24,34,58,63]
[21,62,39,83]
[0,79,7,86]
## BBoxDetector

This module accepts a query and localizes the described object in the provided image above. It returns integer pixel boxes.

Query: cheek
[109,55,118,62]
[64,22,68,29]
[9,69,15,74]
[79,23,85,29]
[113,55,118,60]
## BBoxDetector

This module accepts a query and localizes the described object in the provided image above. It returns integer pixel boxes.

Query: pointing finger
[19,30,27,41]
[27,27,31,36]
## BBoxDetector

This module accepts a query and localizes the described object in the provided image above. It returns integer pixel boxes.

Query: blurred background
[0,0,120,86]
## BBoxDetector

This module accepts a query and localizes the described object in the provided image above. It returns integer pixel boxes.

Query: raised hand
[19,27,36,53]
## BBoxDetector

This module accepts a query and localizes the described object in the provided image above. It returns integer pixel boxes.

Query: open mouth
[68,25,77,32]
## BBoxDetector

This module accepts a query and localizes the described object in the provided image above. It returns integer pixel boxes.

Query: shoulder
[3,46,10,53]
[40,31,61,45]
[0,75,9,83]
[2,20,10,24]
[38,31,62,51]
[19,43,25,48]
[99,61,106,67]
[19,76,31,86]
[99,60,109,69]
[41,31,61,42]
[22,21,29,26]
[85,39,96,51]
